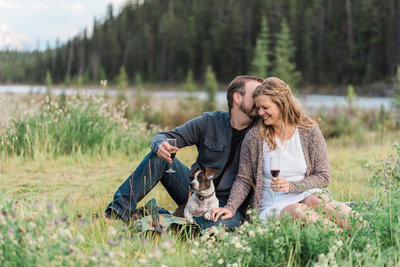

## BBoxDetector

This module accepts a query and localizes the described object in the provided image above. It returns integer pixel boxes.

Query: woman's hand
[211,207,234,222]
[271,177,289,193]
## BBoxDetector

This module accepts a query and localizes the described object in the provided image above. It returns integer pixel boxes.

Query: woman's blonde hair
[253,77,317,150]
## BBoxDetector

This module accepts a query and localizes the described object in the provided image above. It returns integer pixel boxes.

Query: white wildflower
[235,242,243,249]
[108,226,117,236]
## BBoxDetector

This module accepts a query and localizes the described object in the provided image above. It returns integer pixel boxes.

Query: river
[0,84,395,112]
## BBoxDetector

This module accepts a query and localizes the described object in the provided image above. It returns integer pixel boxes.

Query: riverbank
[0,84,396,112]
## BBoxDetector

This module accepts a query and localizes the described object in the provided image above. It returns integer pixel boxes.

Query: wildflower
[218,259,224,265]
[138,258,147,264]
[161,265,168,267]
[153,245,162,258]
[28,222,36,229]
[107,239,121,246]
[75,235,85,244]
[235,242,243,249]
[0,214,6,225]
[46,202,54,210]
[193,241,199,247]
[248,230,255,238]
[232,263,238,267]
[108,226,117,236]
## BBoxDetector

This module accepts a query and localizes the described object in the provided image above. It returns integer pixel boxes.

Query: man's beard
[239,103,258,120]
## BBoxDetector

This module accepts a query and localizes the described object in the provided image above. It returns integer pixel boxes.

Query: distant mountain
[0,24,35,51]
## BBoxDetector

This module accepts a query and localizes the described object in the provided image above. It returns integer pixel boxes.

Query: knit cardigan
[225,125,330,215]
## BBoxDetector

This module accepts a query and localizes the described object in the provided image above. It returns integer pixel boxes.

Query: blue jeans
[105,151,244,230]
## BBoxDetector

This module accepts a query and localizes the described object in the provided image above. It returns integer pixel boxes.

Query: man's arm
[151,114,207,154]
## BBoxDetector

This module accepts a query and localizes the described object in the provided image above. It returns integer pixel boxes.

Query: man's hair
[226,75,264,110]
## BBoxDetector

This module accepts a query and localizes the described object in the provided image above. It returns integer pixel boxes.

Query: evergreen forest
[1,0,400,90]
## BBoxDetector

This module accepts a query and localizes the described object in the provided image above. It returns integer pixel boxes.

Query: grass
[0,137,398,266]
[0,94,399,266]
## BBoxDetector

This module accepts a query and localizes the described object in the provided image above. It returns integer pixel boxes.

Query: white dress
[259,127,323,220]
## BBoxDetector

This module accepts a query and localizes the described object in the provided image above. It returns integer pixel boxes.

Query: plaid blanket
[130,199,199,234]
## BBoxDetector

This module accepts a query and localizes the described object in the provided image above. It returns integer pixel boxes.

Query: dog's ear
[205,167,218,180]
[190,167,201,177]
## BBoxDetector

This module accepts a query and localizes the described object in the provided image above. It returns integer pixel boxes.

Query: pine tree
[203,65,218,112]
[251,16,270,78]
[393,66,400,126]
[273,18,301,91]
[183,69,197,99]
[45,70,52,96]
[346,84,357,111]
[117,66,128,104]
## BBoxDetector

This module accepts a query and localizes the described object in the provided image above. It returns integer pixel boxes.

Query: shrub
[193,143,400,266]
[0,198,122,266]
[0,94,158,158]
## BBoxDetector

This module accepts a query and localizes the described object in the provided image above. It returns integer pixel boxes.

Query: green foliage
[393,66,400,126]
[134,73,144,111]
[64,74,71,86]
[0,95,157,157]
[251,16,270,78]
[347,84,357,110]
[203,65,218,112]
[1,1,399,86]
[45,70,52,96]
[194,152,400,266]
[0,198,122,266]
[117,66,128,104]
[273,19,301,90]
[370,141,400,192]
[183,69,198,98]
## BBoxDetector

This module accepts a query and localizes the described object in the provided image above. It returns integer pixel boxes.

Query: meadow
[0,93,399,266]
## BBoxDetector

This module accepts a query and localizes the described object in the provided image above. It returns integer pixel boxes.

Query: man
[105,75,263,229]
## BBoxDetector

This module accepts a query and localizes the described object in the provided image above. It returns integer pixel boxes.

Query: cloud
[32,3,49,10]
[59,3,86,16]
[0,0,24,9]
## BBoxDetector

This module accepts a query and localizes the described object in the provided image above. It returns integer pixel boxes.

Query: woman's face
[255,95,282,128]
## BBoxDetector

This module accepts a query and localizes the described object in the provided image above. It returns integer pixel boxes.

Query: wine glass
[165,138,177,173]
[270,154,280,190]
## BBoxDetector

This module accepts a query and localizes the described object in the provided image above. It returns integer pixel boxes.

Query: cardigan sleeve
[289,126,330,194]
[224,129,257,214]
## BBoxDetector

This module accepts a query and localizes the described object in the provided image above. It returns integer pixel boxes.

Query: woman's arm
[223,129,258,215]
[289,126,330,194]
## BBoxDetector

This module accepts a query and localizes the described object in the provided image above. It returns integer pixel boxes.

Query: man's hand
[271,177,289,193]
[157,141,179,162]
[211,207,234,222]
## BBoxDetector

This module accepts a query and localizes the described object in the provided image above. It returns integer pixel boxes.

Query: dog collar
[196,191,215,201]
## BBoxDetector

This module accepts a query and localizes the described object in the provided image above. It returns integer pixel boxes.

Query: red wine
[170,151,176,159]
[270,170,280,177]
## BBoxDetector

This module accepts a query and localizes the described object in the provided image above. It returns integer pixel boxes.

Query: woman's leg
[302,195,355,230]
[280,203,340,230]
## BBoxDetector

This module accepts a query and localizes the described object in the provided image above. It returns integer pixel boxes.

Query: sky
[0,0,128,50]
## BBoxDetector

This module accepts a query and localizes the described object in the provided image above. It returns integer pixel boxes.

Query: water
[0,84,395,111]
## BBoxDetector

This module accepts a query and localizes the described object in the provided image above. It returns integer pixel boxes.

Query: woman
[211,77,354,230]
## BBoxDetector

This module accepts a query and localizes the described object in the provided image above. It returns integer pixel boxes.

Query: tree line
[1,0,400,91]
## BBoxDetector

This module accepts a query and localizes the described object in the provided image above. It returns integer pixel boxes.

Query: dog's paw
[188,218,195,224]
[204,212,212,221]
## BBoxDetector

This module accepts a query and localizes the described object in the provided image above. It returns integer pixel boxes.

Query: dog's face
[189,167,218,192]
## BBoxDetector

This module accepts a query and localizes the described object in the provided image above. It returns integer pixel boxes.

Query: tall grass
[0,94,159,158]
